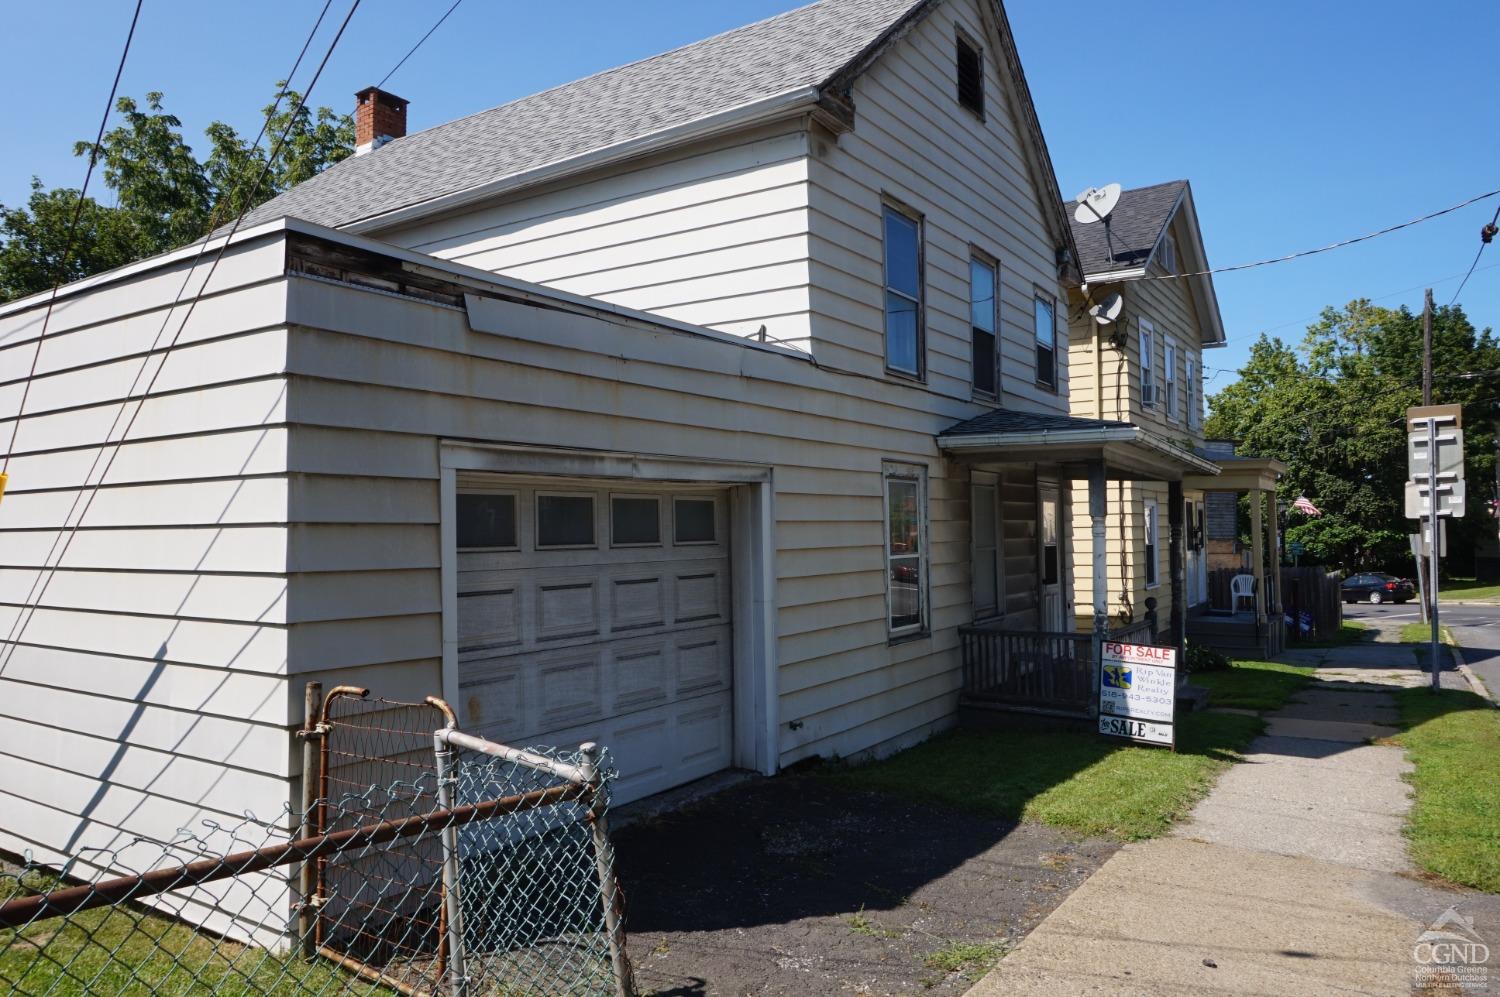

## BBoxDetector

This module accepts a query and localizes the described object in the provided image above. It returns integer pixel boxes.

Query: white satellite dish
[1073,183,1122,225]
[1089,293,1123,325]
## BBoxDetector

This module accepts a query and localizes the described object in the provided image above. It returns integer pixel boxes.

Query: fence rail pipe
[0,782,587,930]
[297,680,322,960]
[437,728,589,785]
[580,743,635,997]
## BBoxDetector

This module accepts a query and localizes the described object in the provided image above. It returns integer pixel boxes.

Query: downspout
[1093,320,1103,419]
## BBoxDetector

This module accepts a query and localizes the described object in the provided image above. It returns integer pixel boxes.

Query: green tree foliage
[1206,300,1500,572]
[0,85,352,303]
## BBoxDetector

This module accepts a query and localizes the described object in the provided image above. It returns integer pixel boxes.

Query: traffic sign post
[1406,405,1463,693]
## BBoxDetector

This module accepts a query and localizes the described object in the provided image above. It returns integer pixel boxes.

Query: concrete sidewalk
[968,620,1500,996]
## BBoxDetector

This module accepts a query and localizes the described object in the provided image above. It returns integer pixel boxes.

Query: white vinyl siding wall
[805,0,1068,409]
[380,123,816,350]
[0,236,297,940]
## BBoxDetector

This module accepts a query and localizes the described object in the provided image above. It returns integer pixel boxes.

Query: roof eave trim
[345,84,823,235]
[937,424,1220,475]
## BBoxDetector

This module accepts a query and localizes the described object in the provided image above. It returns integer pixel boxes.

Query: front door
[1186,498,1208,606]
[1039,481,1065,631]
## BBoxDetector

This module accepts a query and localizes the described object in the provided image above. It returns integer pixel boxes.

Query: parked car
[1341,572,1416,605]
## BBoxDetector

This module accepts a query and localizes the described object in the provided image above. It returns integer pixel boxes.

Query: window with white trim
[969,254,998,397]
[1144,498,1160,588]
[1185,355,1198,428]
[1034,293,1057,388]
[1139,319,1156,407]
[1164,341,1178,420]
[885,465,927,635]
[882,203,923,377]
[1159,232,1177,274]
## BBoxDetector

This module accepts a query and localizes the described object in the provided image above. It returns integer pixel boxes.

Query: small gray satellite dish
[1089,292,1123,325]
[1073,183,1122,225]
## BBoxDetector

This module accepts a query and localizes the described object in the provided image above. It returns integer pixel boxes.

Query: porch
[939,411,1220,719]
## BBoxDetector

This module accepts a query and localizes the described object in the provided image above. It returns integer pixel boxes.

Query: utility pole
[1417,290,1434,624]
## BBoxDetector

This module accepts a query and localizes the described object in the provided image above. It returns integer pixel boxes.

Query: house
[1062,180,1285,656]
[0,0,1210,923]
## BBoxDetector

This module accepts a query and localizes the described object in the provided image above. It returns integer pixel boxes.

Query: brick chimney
[354,87,408,155]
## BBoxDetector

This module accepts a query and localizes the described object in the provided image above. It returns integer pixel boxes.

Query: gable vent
[956,36,984,117]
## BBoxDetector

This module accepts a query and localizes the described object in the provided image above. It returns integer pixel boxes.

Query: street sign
[1405,479,1466,519]
[1410,520,1448,558]
[1098,641,1177,748]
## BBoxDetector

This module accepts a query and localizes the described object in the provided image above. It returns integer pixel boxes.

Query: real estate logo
[1412,907,1488,992]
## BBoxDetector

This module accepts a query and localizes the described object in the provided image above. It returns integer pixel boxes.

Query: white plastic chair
[1230,574,1256,613]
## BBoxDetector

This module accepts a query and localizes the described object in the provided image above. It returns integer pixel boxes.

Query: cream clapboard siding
[379,123,816,349]
[806,0,1069,408]
[281,249,982,768]
[0,235,298,917]
[1066,216,1211,631]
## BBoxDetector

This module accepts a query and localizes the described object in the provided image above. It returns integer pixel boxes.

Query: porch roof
[1183,454,1285,492]
[937,409,1220,481]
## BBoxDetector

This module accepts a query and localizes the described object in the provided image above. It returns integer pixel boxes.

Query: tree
[0,85,352,303]
[1206,300,1500,574]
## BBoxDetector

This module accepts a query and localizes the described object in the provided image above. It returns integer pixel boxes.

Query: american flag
[1292,495,1321,517]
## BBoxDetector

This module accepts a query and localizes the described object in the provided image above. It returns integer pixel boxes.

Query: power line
[1447,198,1500,307]
[378,0,463,90]
[1110,185,1500,285]
[1,0,144,476]
[1,0,360,673]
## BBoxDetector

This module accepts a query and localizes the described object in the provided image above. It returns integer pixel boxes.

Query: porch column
[1088,461,1107,716]
[1250,489,1266,623]
[1265,489,1280,616]
[1168,480,1184,653]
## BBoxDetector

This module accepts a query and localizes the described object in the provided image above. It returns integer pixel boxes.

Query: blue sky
[4,1,1497,394]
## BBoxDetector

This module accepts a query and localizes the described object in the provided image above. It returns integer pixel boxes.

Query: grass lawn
[1393,688,1500,892]
[1190,659,1317,711]
[826,710,1263,841]
[0,869,383,995]
[1441,577,1500,602]
[1399,622,1454,645]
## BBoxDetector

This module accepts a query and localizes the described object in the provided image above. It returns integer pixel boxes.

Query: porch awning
[1182,453,1284,492]
[937,410,1220,482]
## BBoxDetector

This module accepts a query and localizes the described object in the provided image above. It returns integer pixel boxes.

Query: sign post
[1406,405,1464,693]
[1098,641,1177,749]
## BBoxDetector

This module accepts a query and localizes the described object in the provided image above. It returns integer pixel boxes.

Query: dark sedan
[1341,572,1416,605]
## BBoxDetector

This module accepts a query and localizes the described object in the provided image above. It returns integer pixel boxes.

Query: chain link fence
[0,686,634,996]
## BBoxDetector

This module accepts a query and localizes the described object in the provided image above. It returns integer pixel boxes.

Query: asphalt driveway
[611,772,1116,996]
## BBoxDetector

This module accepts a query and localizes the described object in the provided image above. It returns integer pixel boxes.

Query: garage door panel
[458,480,732,805]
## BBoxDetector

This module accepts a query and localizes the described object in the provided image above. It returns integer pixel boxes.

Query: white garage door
[455,477,733,805]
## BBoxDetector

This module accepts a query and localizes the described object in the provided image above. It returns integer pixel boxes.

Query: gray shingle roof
[941,409,1131,437]
[240,0,927,232]
[1066,179,1185,278]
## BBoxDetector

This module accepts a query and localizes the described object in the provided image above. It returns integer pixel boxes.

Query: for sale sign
[1098,641,1177,748]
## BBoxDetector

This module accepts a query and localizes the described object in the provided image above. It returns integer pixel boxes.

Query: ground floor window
[971,473,1000,618]
[1144,498,1160,588]
[885,464,928,635]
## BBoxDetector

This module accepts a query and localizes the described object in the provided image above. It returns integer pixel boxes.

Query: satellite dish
[1073,183,1122,225]
[1089,293,1123,325]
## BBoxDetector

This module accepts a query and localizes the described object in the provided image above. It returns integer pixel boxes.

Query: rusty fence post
[433,729,469,997]
[579,743,635,997]
[296,681,322,959]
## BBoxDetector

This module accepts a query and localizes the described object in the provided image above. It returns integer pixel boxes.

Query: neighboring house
[0,0,1205,929]
[1063,182,1283,652]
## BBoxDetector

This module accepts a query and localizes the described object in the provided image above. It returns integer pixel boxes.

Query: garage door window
[674,498,717,544]
[536,493,596,548]
[885,466,927,636]
[611,495,661,546]
[456,493,517,549]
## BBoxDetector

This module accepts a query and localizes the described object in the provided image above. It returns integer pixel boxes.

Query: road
[1343,600,1500,701]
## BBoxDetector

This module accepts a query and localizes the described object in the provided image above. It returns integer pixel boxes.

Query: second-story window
[955,35,984,118]
[970,254,998,397]
[1034,293,1056,388]
[1164,341,1178,419]
[1139,318,1156,408]
[882,203,923,377]
[1186,355,1198,428]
